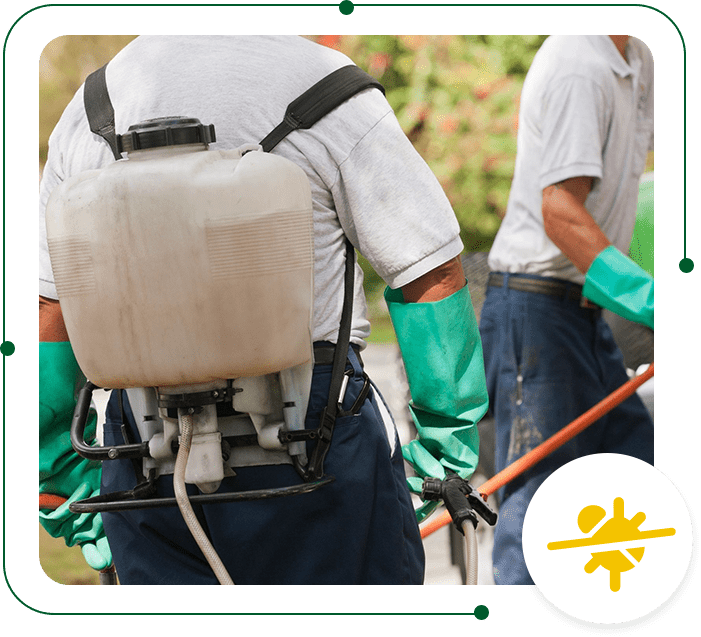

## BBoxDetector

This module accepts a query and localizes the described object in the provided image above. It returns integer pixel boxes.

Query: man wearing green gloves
[39,35,488,584]
[481,35,654,584]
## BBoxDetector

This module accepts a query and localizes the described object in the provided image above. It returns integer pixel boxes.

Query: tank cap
[117,117,216,153]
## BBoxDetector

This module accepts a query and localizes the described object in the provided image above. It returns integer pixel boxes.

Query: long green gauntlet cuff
[385,283,488,520]
[39,342,99,495]
[582,245,654,330]
[39,341,109,567]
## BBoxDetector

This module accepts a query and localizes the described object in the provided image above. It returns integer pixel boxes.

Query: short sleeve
[331,112,463,289]
[539,75,608,189]
[39,133,66,300]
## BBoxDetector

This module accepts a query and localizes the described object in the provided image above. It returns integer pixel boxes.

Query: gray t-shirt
[39,35,463,346]
[488,35,654,284]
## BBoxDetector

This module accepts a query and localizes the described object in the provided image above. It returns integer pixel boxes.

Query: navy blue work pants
[479,274,654,585]
[100,346,425,584]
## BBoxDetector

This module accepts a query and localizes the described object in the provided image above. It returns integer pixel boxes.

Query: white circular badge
[522,454,692,624]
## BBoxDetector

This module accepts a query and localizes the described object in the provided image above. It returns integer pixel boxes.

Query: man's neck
[609,36,630,62]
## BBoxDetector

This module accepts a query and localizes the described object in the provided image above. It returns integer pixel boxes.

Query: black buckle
[317,407,335,442]
[157,385,241,410]
[278,429,318,444]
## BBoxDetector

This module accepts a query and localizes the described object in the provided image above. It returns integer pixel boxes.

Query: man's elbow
[401,257,465,303]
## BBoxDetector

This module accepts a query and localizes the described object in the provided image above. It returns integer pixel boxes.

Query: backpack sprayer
[52,120,324,492]
[45,65,384,584]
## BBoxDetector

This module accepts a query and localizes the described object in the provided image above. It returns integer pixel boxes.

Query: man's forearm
[542,177,611,275]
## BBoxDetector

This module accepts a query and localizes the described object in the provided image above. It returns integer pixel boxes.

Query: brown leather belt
[488,273,601,310]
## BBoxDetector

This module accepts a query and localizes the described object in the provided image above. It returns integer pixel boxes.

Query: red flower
[475,85,491,100]
[439,115,459,134]
[368,53,392,77]
[317,35,342,49]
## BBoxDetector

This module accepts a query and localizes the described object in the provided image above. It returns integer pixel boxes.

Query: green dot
[474,605,489,620]
[1,341,15,356]
[679,258,694,273]
[339,1,354,15]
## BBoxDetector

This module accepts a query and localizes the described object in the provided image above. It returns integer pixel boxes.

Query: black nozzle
[442,476,479,533]
[421,473,498,534]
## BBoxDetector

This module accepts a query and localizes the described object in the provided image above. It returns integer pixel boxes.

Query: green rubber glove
[385,283,488,522]
[39,341,112,570]
[582,245,654,329]
[39,483,113,571]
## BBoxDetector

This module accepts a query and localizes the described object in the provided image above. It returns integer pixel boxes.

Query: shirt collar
[586,35,634,78]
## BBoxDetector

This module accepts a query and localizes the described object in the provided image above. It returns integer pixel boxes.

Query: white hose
[461,520,479,585]
[174,411,235,585]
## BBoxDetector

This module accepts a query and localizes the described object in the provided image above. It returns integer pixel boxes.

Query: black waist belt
[488,273,600,309]
[313,342,363,368]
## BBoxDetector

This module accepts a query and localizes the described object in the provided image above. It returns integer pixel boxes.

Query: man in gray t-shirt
[480,35,654,585]
[39,36,488,584]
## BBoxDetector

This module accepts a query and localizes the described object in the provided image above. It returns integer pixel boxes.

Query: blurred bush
[39,35,137,166]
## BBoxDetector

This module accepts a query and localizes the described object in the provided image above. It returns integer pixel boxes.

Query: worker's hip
[480,272,610,382]
[479,273,653,480]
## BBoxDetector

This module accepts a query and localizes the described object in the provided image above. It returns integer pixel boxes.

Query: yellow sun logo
[547,497,676,591]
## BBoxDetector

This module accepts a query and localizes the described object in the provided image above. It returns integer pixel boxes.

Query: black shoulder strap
[83,64,122,160]
[84,63,384,158]
[259,65,384,480]
[260,65,384,479]
[260,65,385,152]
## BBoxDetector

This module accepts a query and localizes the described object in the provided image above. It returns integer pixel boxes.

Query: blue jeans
[100,346,424,584]
[479,274,653,585]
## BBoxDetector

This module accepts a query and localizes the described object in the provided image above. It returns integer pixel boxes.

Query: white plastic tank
[46,117,314,389]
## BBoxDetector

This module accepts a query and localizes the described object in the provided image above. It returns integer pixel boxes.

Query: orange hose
[39,493,67,511]
[420,362,654,539]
